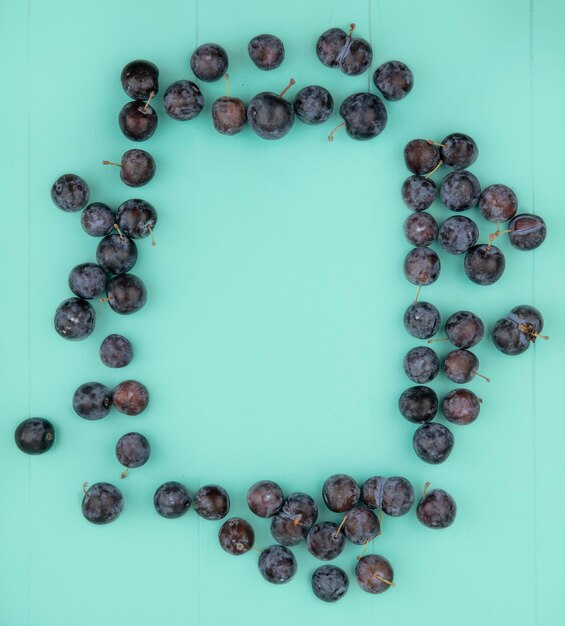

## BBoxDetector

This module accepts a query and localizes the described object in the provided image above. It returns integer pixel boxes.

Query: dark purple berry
[306,522,345,560]
[417,487,456,529]
[51,173,89,212]
[401,175,437,212]
[464,244,505,285]
[212,84,247,136]
[413,422,454,464]
[403,212,438,247]
[443,349,483,384]
[247,480,284,518]
[118,149,156,187]
[508,213,546,250]
[403,247,441,285]
[440,133,478,170]
[190,43,228,82]
[81,203,114,237]
[311,565,349,602]
[116,432,150,469]
[479,184,518,222]
[219,517,254,555]
[99,334,133,368]
[403,301,441,339]
[54,297,95,340]
[106,273,147,315]
[82,482,124,525]
[440,170,481,211]
[399,386,438,423]
[119,100,158,141]
[121,60,159,100]
[332,93,387,141]
[72,382,112,420]
[343,506,380,544]
[438,215,479,254]
[68,263,107,299]
[116,199,157,240]
[96,235,138,275]
[403,346,440,383]
[247,82,295,140]
[445,310,484,348]
[164,80,205,121]
[355,555,394,593]
[373,60,413,101]
[293,85,333,125]
[382,477,415,517]
[442,388,481,425]
[154,481,191,519]
[322,474,360,512]
[258,545,297,584]
[15,418,55,454]
[361,476,386,509]
[194,485,230,520]
[248,34,285,70]
[404,140,440,175]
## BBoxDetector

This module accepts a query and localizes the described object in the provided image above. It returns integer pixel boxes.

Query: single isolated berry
[413,422,455,464]
[218,517,255,555]
[112,380,149,415]
[115,432,151,474]
[194,485,230,520]
[103,149,156,187]
[54,298,95,340]
[293,85,333,125]
[164,80,205,121]
[355,555,394,594]
[373,60,413,101]
[311,565,349,602]
[258,545,297,584]
[51,174,89,212]
[247,78,296,140]
[211,73,247,136]
[154,481,191,519]
[416,485,457,529]
[248,34,285,70]
[190,43,228,82]
[82,482,124,525]
[100,334,133,368]
[72,382,113,420]
[15,418,55,455]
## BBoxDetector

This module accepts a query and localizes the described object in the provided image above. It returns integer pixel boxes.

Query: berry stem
[425,160,443,179]
[82,482,89,497]
[348,23,356,38]
[356,539,370,560]
[374,574,396,587]
[414,285,421,302]
[518,324,549,340]
[251,546,264,553]
[143,91,155,111]
[333,514,348,539]
[378,509,384,535]
[427,337,449,344]
[423,481,431,499]
[224,73,230,98]
[328,122,346,142]
[148,225,156,247]
[99,297,110,303]
[427,140,446,148]
[279,78,296,98]
[473,370,491,383]
[487,224,512,250]
[121,468,129,479]
[102,160,121,167]
[114,223,125,241]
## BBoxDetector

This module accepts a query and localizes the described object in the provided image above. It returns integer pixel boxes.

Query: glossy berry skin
[212,97,247,135]
[68,263,107,299]
[100,334,133,368]
[96,235,138,275]
[107,273,147,315]
[401,176,437,212]
[82,483,124,525]
[491,318,530,356]
[54,298,95,340]
[113,380,149,416]
[382,477,415,517]
[403,301,441,339]
[443,349,479,384]
[361,476,386,509]
[343,506,380,544]
[445,310,484,349]
[119,149,156,187]
[119,101,158,141]
[51,174,89,212]
[247,480,284,518]
[258,545,297,584]
[311,565,349,602]
[248,34,285,70]
[440,133,478,170]
[508,213,547,250]
[306,522,345,560]
[438,215,479,254]
[164,80,204,121]
[121,60,159,100]
[403,212,438,247]
[403,247,441,285]
[355,555,394,594]
[404,140,440,175]
[293,86,333,125]
[373,60,413,101]
[416,488,456,529]
[270,492,318,546]
[316,28,373,76]
[403,346,440,383]
[479,184,517,222]
[218,517,254,555]
[464,244,505,285]
[399,386,438,423]
[72,382,112,420]
[338,93,387,140]
[322,474,360,512]
[440,170,481,211]
[116,199,157,239]
[116,432,150,468]
[154,481,191,519]
[247,92,294,140]
[81,203,114,237]
[413,423,454,464]
[15,418,54,454]
[193,485,230,520]
[443,388,481,425]
[190,43,228,82]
